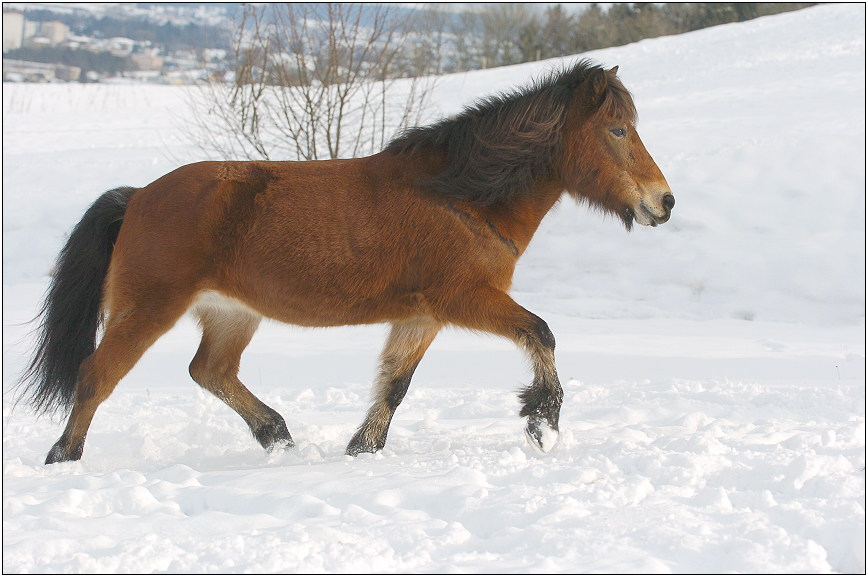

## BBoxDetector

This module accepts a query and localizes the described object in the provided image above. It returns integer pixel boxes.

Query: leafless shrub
[187,3,440,161]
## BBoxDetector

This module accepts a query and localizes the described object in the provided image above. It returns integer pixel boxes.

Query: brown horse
[21,60,673,464]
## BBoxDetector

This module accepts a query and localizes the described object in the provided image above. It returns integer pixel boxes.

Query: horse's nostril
[662,193,675,211]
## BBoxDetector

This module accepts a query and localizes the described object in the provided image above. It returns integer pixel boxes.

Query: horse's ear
[591,67,608,101]
[609,65,619,76]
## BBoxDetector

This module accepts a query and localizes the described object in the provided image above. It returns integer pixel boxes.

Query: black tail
[19,187,138,416]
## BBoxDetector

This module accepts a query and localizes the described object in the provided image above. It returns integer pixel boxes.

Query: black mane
[386,59,636,206]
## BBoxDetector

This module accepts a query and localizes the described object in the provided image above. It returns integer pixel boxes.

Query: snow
[3,4,865,573]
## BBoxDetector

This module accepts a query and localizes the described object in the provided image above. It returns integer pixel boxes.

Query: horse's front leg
[514,310,564,453]
[347,318,441,456]
[444,286,564,453]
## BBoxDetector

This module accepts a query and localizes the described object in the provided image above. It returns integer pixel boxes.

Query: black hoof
[252,418,294,452]
[345,443,379,457]
[45,439,83,464]
[346,428,384,456]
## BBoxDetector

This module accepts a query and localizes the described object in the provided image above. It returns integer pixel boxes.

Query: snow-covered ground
[3,4,865,573]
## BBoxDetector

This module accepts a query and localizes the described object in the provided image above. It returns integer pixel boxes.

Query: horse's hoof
[253,419,295,452]
[345,441,380,457]
[45,441,82,465]
[265,437,295,453]
[345,435,384,457]
[524,418,559,454]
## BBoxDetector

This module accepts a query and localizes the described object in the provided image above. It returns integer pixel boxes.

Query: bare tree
[450,4,541,71]
[187,3,440,161]
[451,9,484,71]
[541,5,575,59]
[574,3,615,53]
[402,6,451,76]
[479,4,534,68]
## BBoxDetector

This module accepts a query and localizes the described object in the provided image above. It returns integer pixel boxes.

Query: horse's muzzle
[635,193,674,227]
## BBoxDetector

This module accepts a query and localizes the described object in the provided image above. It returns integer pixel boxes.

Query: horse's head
[558,65,673,230]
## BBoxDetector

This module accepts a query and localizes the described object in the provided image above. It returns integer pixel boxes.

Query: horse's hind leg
[46,300,190,464]
[189,295,293,452]
[347,318,441,455]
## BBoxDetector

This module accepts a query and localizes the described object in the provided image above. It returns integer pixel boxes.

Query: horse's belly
[220,265,426,328]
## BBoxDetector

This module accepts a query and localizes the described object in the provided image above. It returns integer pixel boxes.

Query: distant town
[2,3,235,83]
[3,2,816,84]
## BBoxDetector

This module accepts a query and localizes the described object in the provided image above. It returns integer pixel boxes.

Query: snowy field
[2,4,865,573]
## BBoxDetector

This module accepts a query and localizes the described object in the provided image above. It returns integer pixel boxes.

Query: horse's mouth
[631,203,671,227]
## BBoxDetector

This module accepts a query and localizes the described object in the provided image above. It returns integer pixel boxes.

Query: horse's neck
[480,180,564,257]
[375,149,562,258]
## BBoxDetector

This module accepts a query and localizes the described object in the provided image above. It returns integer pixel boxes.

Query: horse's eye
[609,128,627,138]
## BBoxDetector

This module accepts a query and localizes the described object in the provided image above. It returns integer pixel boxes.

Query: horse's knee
[514,314,558,381]
[522,313,555,351]
[537,319,555,351]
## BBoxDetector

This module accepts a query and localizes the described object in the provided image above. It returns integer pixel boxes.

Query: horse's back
[117,158,382,261]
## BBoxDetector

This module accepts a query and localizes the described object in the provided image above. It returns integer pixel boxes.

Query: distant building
[23,20,38,39]
[39,20,69,46]
[2,9,24,52]
[108,37,135,57]
[130,52,164,71]
[2,59,81,82]
[54,63,81,81]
